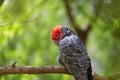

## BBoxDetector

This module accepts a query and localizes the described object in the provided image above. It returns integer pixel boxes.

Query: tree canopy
[0,0,120,80]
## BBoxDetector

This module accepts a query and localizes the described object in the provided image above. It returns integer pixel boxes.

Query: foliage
[0,0,70,80]
[0,0,120,80]
[88,0,120,75]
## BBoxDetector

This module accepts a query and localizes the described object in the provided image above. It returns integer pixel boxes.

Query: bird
[50,25,92,80]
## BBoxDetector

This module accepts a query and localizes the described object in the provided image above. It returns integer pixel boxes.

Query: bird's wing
[59,35,87,57]
[57,53,65,66]
[59,35,92,79]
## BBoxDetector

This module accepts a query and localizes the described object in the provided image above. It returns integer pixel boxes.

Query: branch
[0,65,120,80]
[0,65,102,80]
[0,66,69,75]
[63,0,78,28]
[0,0,4,7]
[63,0,91,44]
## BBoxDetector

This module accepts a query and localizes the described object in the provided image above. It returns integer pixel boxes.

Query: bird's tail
[87,64,93,80]
[74,73,92,80]
[74,74,89,80]
[75,77,88,80]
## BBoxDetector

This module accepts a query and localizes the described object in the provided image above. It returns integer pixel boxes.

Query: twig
[11,61,17,68]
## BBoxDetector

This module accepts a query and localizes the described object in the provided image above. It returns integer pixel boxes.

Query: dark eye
[56,34,58,38]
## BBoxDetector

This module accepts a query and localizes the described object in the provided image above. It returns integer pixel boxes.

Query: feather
[58,28,92,80]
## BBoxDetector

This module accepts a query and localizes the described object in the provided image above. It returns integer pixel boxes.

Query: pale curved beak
[54,41,59,46]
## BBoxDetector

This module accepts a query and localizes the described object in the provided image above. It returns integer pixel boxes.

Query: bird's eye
[55,34,58,38]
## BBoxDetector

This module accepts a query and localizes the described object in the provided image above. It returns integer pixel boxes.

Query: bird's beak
[54,41,59,46]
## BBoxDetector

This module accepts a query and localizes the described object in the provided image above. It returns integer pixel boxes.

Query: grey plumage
[57,26,92,80]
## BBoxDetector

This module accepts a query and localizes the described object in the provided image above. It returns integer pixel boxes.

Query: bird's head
[50,25,62,44]
[51,25,75,45]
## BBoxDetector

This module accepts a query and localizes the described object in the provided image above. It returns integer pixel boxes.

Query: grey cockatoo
[50,25,92,80]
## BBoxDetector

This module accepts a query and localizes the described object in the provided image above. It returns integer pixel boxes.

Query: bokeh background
[0,0,120,80]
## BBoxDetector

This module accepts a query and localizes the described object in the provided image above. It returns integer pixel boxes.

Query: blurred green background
[0,0,120,80]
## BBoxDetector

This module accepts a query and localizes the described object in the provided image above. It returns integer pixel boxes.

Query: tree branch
[0,66,69,75]
[0,65,120,80]
[63,0,91,44]
[0,65,102,80]
[0,0,4,7]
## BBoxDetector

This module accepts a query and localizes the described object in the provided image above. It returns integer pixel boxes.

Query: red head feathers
[50,25,62,43]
